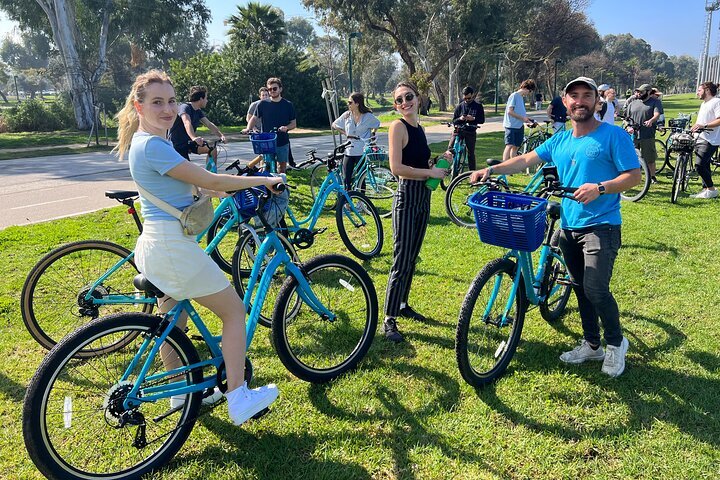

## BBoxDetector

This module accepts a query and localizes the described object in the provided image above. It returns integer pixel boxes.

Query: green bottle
[425,158,450,191]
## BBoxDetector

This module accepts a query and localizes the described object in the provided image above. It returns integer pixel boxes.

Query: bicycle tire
[23,313,202,480]
[206,210,240,274]
[655,139,669,174]
[231,229,301,328]
[310,163,336,210]
[445,171,482,228]
[620,153,650,202]
[455,258,526,387]
[335,191,383,260]
[538,230,572,323]
[21,240,152,356]
[671,153,687,203]
[664,141,677,174]
[358,166,396,219]
[271,254,378,383]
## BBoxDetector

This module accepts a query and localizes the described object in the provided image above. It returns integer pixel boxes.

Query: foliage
[286,17,316,52]
[2,97,73,132]
[170,44,327,128]
[226,2,287,49]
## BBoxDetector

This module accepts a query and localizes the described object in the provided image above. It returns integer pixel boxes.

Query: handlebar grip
[273,183,286,192]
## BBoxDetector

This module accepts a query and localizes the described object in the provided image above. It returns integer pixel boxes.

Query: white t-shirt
[697,97,720,146]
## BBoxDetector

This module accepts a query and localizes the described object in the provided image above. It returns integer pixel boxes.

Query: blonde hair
[114,70,174,159]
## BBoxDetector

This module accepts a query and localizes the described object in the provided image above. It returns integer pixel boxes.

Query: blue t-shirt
[533,122,640,229]
[256,98,296,146]
[504,91,526,129]
[168,103,205,148]
[129,132,193,221]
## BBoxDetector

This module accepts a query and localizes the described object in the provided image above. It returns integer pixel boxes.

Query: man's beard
[639,92,649,100]
[569,105,595,122]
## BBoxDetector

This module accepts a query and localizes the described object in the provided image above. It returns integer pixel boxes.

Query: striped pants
[385,179,431,318]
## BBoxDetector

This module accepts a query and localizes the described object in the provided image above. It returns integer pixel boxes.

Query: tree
[286,17,316,52]
[227,2,287,49]
[0,0,210,130]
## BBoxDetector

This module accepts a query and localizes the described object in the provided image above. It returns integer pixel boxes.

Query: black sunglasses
[394,92,415,105]
[268,86,280,92]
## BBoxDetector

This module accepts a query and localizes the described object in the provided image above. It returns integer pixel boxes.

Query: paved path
[0,110,550,230]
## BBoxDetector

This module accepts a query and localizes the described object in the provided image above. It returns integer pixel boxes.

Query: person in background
[245,87,269,132]
[535,91,543,110]
[547,91,568,132]
[651,88,665,127]
[331,92,381,190]
[168,85,226,160]
[115,70,280,425]
[383,81,447,343]
[626,84,663,183]
[689,81,720,199]
[444,86,485,171]
[503,79,537,162]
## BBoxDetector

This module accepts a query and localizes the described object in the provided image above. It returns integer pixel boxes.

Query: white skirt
[134,220,230,300]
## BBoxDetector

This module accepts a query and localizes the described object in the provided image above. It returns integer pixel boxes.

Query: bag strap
[135,182,183,220]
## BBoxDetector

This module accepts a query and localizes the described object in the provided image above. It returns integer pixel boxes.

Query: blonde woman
[115,70,280,425]
[383,81,447,342]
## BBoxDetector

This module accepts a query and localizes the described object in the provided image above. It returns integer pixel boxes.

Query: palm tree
[226,2,287,49]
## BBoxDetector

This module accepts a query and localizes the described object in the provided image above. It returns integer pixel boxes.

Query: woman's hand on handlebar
[264,177,286,194]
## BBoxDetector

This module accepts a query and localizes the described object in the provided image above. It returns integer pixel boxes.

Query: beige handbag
[135,183,214,236]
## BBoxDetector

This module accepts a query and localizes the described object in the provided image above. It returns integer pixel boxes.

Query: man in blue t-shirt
[471,76,642,378]
[168,85,226,160]
[243,77,297,173]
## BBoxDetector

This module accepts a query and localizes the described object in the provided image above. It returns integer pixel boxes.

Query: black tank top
[400,119,431,169]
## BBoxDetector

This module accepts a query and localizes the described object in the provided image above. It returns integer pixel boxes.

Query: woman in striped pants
[384,81,448,342]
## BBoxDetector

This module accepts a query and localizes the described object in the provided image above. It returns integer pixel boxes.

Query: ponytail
[114,69,173,160]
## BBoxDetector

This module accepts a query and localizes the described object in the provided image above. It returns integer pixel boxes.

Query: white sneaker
[559,339,605,364]
[692,189,719,199]
[226,382,279,425]
[170,387,224,409]
[602,337,629,377]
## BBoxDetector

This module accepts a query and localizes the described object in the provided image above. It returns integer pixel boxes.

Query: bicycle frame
[350,142,388,190]
[121,228,333,410]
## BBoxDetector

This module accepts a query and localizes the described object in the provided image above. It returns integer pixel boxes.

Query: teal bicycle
[440,121,481,190]
[22,186,378,480]
[20,156,294,356]
[455,167,574,387]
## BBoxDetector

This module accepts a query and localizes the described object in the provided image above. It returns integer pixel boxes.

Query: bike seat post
[123,198,144,233]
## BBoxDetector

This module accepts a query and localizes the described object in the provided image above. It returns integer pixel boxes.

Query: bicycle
[22,186,378,480]
[440,121,480,190]
[520,120,553,155]
[455,168,574,387]
[659,114,693,175]
[668,127,713,203]
[20,159,294,355]
[618,117,652,202]
[310,136,397,218]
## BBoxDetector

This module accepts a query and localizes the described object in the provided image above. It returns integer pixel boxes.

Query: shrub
[4,99,65,132]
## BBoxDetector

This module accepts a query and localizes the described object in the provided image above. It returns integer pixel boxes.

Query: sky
[0,0,714,59]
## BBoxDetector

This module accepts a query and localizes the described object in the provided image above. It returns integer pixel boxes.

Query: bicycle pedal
[189,334,204,341]
[314,227,327,235]
[251,407,270,420]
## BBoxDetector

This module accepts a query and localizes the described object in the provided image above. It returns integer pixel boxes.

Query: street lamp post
[494,53,503,114]
[553,59,563,97]
[583,65,588,77]
[348,32,362,93]
[13,75,20,102]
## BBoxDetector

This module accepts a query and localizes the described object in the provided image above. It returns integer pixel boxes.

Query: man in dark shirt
[547,93,568,132]
[444,86,485,170]
[168,85,226,160]
[626,83,662,183]
[244,77,296,173]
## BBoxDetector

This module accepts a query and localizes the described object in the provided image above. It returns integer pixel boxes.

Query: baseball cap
[564,76,598,94]
[635,84,652,92]
[598,84,610,91]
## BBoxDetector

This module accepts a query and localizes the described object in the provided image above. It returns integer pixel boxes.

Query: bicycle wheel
[445,171,483,228]
[231,229,301,328]
[671,153,688,203]
[455,258,527,387]
[310,163,336,210]
[23,313,202,480]
[358,166,395,219]
[539,230,572,323]
[655,139,668,174]
[335,191,383,260]
[21,240,152,356]
[620,153,650,202]
[271,254,378,383]
[206,210,239,274]
[664,142,677,175]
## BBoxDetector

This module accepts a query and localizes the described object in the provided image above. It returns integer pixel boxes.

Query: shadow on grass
[474,315,719,447]
[621,240,680,255]
[0,370,25,402]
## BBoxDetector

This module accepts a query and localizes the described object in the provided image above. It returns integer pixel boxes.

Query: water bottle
[425,158,450,191]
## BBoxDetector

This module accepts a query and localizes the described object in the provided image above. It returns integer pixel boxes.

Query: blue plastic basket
[468,191,548,252]
[250,132,277,154]
[232,188,263,220]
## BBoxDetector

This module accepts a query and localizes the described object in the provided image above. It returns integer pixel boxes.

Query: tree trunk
[434,81,447,111]
[0,90,8,103]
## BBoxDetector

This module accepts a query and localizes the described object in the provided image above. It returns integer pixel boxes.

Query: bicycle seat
[133,274,165,298]
[486,159,502,166]
[105,190,139,200]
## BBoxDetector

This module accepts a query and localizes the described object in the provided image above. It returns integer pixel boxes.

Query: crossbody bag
[135,182,214,236]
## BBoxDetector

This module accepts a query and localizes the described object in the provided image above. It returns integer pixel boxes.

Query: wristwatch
[597,183,606,195]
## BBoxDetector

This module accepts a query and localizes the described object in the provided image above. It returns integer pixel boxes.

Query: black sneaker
[651,176,658,184]
[384,318,404,343]
[399,305,427,322]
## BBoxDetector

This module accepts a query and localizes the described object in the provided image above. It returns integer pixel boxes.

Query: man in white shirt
[690,81,720,199]
[502,79,536,161]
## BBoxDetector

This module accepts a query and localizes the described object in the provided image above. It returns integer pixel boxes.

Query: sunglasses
[394,92,416,105]
[268,86,280,91]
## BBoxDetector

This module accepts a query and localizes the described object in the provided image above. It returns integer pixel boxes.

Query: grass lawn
[1,129,720,479]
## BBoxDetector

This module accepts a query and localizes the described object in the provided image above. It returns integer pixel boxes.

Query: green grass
[1,133,720,479]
